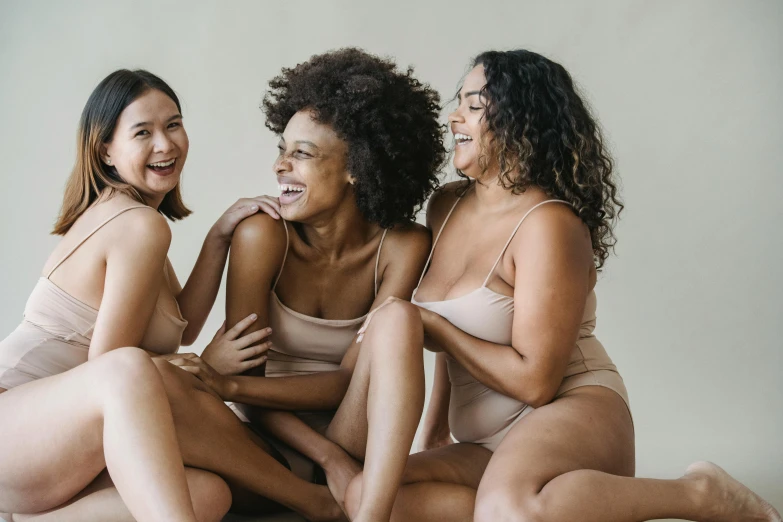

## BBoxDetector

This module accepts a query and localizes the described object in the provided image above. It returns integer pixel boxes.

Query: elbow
[508,376,561,409]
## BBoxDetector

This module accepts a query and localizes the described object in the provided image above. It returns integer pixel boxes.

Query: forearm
[225,369,353,410]
[178,229,229,344]
[253,410,337,467]
[424,310,552,406]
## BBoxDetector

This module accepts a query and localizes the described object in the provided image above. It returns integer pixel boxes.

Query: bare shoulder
[232,213,287,253]
[514,202,592,263]
[110,206,171,252]
[384,222,431,261]
[426,180,468,231]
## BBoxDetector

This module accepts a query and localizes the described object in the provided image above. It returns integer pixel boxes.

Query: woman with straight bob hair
[343,50,781,522]
[0,69,281,522]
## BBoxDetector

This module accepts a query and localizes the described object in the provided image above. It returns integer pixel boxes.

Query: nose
[448,108,464,124]
[274,152,292,175]
[153,129,175,154]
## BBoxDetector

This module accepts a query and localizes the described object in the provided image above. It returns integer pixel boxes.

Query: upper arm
[510,205,593,400]
[340,223,431,370]
[89,211,171,359]
[226,214,288,337]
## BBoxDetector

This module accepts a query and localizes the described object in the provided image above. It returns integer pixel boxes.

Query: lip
[146,158,178,177]
[277,175,307,205]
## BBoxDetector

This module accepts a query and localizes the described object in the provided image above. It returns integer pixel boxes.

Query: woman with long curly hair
[342,50,781,522]
[167,48,446,521]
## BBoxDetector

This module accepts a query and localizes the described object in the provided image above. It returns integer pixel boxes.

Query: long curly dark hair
[263,48,446,228]
[466,50,623,268]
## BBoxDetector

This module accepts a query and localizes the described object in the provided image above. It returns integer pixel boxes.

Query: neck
[298,198,379,260]
[471,171,516,208]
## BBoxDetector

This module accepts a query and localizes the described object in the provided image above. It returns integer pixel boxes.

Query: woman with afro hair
[342,50,780,522]
[167,48,446,521]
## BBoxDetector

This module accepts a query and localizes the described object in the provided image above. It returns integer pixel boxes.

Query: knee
[363,300,423,346]
[187,469,232,522]
[475,487,545,522]
[96,347,159,390]
[344,471,364,519]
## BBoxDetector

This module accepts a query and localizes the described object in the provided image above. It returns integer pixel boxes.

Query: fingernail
[250,314,257,320]
[250,205,258,211]
[266,327,272,332]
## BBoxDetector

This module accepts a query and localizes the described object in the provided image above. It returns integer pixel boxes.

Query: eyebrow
[457,90,482,101]
[130,114,182,130]
[279,139,320,149]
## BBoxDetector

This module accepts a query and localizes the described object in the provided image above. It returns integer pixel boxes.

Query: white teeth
[454,133,473,142]
[148,159,175,167]
[278,184,305,193]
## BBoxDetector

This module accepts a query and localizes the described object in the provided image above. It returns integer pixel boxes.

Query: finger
[235,328,272,349]
[240,356,268,372]
[224,313,259,339]
[240,341,273,360]
[255,196,281,213]
[212,321,227,341]
[257,202,280,219]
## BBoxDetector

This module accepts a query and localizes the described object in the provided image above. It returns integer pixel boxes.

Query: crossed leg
[345,442,491,522]
[321,300,426,522]
[0,347,200,522]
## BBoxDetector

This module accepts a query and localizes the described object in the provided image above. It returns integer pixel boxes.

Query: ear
[100,143,112,166]
[347,174,356,186]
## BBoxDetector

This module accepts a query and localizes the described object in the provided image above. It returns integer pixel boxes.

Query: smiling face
[449,64,497,180]
[273,109,353,222]
[102,88,189,207]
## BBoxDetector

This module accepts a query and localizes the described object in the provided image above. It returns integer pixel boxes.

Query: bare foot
[683,461,781,522]
[322,445,363,512]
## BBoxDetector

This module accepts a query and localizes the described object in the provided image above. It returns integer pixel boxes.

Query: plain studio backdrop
[1,1,780,519]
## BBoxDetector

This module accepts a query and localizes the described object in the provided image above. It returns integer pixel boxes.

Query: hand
[356,296,409,342]
[201,314,272,375]
[210,196,282,244]
[418,427,454,452]
[159,352,238,399]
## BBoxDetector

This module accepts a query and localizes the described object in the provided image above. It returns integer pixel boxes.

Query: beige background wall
[1,0,780,518]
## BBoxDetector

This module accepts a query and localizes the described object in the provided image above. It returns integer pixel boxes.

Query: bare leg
[0,347,197,522]
[324,300,426,522]
[473,386,781,522]
[152,358,344,522]
[250,409,363,494]
[345,443,492,522]
[14,468,231,522]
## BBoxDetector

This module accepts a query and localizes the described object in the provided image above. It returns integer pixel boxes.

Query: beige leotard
[412,196,630,452]
[0,205,187,389]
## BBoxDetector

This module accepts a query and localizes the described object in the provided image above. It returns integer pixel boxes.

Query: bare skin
[0,88,273,521]
[344,64,781,522]
[175,110,432,521]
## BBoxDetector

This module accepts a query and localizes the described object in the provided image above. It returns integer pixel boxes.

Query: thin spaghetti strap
[416,195,463,288]
[481,200,571,287]
[271,220,290,291]
[373,228,389,297]
[46,205,151,279]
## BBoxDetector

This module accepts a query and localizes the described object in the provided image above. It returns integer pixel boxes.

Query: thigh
[478,386,635,497]
[403,443,492,489]
[0,357,122,513]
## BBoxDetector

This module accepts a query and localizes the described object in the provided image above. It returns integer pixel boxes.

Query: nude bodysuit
[233,220,387,478]
[412,197,630,452]
[0,206,187,389]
